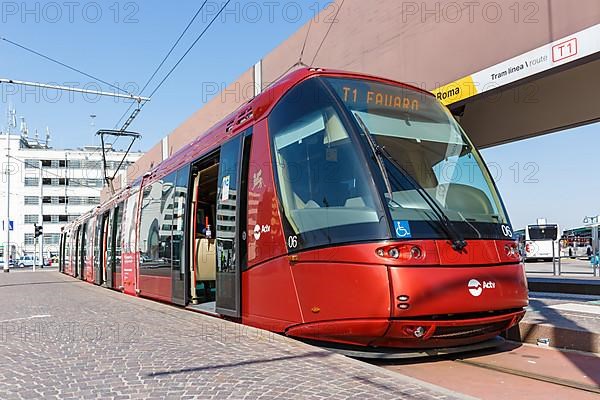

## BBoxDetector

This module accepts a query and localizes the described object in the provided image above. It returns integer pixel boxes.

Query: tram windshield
[269,76,511,251]
[325,77,510,237]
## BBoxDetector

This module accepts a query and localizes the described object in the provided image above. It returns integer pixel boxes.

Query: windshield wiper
[354,114,395,202]
[353,113,468,252]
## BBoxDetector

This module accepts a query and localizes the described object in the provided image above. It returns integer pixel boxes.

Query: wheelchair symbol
[394,221,412,238]
[396,226,409,237]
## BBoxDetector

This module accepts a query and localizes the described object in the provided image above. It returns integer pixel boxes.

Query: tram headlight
[375,245,425,261]
[410,246,423,259]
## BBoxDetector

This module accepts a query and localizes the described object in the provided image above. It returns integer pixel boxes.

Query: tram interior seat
[391,184,493,218]
[289,198,379,233]
[195,238,216,280]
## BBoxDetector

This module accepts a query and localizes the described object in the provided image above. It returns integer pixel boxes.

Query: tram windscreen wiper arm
[378,145,468,251]
[354,113,395,200]
[353,113,467,252]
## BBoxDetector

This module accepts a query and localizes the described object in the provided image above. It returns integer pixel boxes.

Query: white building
[1,130,142,262]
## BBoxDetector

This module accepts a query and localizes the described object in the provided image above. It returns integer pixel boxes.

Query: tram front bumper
[285,309,525,349]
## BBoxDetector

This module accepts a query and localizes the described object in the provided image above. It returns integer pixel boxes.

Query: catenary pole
[3,125,10,273]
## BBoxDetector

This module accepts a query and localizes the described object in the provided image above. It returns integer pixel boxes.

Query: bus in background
[562,224,597,259]
[524,221,560,262]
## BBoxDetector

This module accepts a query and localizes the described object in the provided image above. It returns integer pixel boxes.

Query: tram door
[215,131,251,317]
[74,227,80,278]
[80,223,88,281]
[103,210,113,289]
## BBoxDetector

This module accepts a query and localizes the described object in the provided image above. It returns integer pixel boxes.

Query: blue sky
[480,123,599,231]
[1,1,595,231]
[1,1,330,150]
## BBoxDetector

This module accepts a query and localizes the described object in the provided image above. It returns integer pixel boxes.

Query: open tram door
[215,131,251,318]
[189,152,220,312]
[188,130,251,318]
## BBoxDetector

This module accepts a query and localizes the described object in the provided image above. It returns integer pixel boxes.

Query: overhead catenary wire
[117,0,232,132]
[298,11,315,66]
[0,34,146,190]
[114,1,210,129]
[108,1,230,186]
[146,0,232,100]
[262,1,346,93]
[0,36,133,96]
[310,0,346,66]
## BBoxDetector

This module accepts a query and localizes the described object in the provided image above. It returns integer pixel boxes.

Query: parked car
[17,255,47,268]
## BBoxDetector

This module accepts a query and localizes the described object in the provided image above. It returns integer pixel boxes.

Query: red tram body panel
[59,68,528,352]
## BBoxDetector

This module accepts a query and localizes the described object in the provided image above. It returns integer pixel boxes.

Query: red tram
[59,68,528,352]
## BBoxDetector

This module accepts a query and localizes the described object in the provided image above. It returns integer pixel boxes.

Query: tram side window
[138,174,174,275]
[93,217,101,272]
[74,227,81,275]
[59,232,64,269]
[172,167,189,278]
[79,224,87,273]
[114,205,123,273]
[122,189,139,254]
[64,232,70,265]
[86,221,94,265]
[268,78,383,243]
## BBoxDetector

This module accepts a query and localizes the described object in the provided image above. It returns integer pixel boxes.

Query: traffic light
[34,224,43,238]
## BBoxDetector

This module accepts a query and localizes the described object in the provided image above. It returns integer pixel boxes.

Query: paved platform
[507,292,600,354]
[0,271,469,400]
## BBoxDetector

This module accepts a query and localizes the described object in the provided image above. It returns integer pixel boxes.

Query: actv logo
[468,279,496,297]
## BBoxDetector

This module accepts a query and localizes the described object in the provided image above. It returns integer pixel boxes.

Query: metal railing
[524,240,600,277]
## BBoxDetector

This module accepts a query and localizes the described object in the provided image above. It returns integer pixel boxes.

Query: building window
[43,196,67,204]
[68,197,83,205]
[24,196,39,205]
[24,215,39,224]
[42,178,67,186]
[24,159,39,169]
[43,234,61,246]
[24,234,35,245]
[83,160,101,169]
[41,215,69,224]
[68,159,81,169]
[41,159,67,168]
[87,197,100,205]
[24,177,39,186]
[87,179,103,187]
[41,160,66,168]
